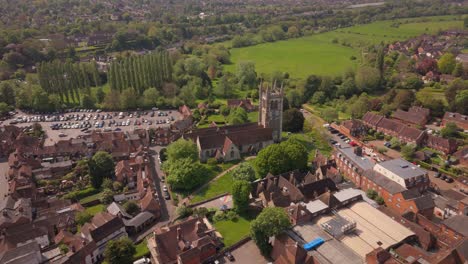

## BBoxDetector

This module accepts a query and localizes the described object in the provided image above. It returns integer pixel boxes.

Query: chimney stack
[273,177,278,186]
[177,227,182,240]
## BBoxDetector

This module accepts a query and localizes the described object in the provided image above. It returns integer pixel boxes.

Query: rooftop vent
[400,164,409,169]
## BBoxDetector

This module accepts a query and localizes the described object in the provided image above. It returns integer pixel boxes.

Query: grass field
[416,86,447,105]
[191,171,234,203]
[214,215,252,247]
[225,16,463,78]
[85,204,105,216]
[134,239,150,260]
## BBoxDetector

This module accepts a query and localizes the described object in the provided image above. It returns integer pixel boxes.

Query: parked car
[445,177,454,183]
[163,191,170,200]
[225,252,235,261]
[434,172,441,178]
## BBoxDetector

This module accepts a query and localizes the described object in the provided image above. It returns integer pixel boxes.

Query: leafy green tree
[282,108,304,132]
[236,61,257,88]
[454,89,468,115]
[120,89,138,109]
[143,87,160,108]
[0,102,10,116]
[355,66,380,92]
[104,238,136,264]
[96,87,106,104]
[215,75,234,98]
[445,79,467,108]
[438,53,456,74]
[100,189,115,204]
[250,207,291,256]
[366,189,377,199]
[392,90,415,111]
[0,82,16,106]
[166,138,198,162]
[123,201,140,216]
[389,137,401,149]
[321,108,339,122]
[232,180,252,213]
[231,162,257,182]
[286,89,302,108]
[452,63,464,77]
[164,158,206,191]
[176,205,194,218]
[228,107,248,125]
[75,211,93,225]
[441,122,460,138]
[300,75,321,103]
[102,178,113,190]
[254,139,308,177]
[401,144,416,160]
[88,151,115,189]
[310,91,326,105]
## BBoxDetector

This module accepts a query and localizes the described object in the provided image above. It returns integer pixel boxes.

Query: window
[230,151,234,158]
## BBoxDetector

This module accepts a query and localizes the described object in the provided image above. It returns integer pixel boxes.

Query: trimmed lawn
[133,239,150,260]
[85,204,105,216]
[214,216,252,247]
[79,192,103,204]
[191,171,234,204]
[416,87,447,105]
[226,15,463,78]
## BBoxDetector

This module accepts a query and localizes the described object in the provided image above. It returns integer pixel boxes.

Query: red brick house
[442,112,468,131]
[271,233,318,264]
[392,106,430,127]
[147,217,222,264]
[227,99,256,112]
[426,134,458,155]
[334,147,434,217]
[339,119,367,137]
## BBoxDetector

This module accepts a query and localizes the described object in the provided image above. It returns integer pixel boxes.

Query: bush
[366,189,377,199]
[177,205,193,219]
[63,187,99,201]
[207,158,218,166]
[226,210,239,221]
[213,210,226,222]
[375,196,385,205]
[377,147,388,154]
[75,211,92,225]
[193,207,209,218]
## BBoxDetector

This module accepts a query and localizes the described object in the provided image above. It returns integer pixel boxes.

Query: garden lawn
[226,15,463,78]
[85,204,105,216]
[133,239,150,260]
[79,192,103,204]
[416,87,447,105]
[191,171,234,204]
[214,216,252,247]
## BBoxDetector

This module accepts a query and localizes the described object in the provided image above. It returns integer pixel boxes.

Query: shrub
[366,189,377,199]
[213,210,226,222]
[375,196,385,205]
[207,158,218,166]
[63,187,99,201]
[177,205,193,219]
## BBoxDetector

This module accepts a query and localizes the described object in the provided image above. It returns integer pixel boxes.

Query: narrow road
[131,146,176,243]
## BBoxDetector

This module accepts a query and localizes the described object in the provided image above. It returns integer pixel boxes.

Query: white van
[133,257,151,264]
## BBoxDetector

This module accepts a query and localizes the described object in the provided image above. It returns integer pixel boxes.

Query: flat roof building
[373,158,428,188]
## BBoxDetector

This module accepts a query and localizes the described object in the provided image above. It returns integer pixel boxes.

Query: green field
[214,216,252,247]
[85,204,105,216]
[226,16,463,78]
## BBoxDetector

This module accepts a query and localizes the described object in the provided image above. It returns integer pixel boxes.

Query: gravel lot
[7,109,181,146]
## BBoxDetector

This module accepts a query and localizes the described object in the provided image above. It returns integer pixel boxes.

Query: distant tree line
[108,51,173,94]
[37,60,101,104]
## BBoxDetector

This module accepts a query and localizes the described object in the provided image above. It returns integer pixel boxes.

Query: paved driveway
[0,158,9,201]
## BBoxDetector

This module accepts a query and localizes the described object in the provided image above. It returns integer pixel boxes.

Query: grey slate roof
[362,170,406,194]
[377,158,427,179]
[442,215,468,236]
[123,211,154,227]
[337,147,374,171]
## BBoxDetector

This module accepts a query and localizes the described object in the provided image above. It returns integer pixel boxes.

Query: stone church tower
[258,81,284,142]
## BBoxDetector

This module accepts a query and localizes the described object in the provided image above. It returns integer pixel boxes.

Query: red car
[349,141,357,146]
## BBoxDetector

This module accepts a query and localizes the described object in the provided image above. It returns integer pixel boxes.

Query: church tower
[258,81,284,142]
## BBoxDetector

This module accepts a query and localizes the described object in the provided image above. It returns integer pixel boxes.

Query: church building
[184,82,284,162]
